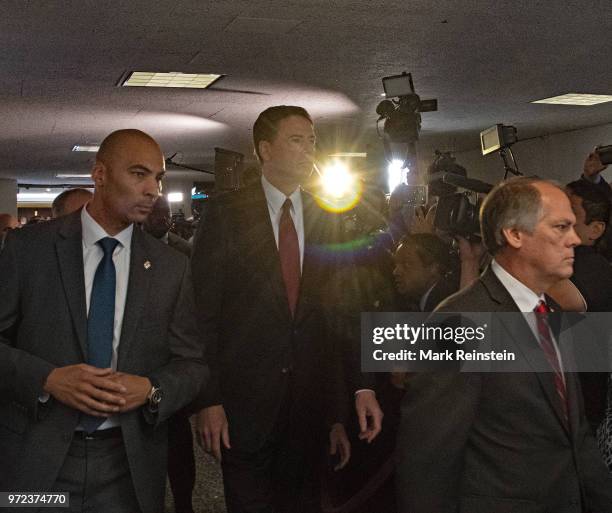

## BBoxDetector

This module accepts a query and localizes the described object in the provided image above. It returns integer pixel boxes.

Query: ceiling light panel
[328,152,367,158]
[122,72,223,89]
[72,145,100,152]
[532,93,612,106]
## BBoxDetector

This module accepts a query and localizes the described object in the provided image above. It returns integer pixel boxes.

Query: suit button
[281,368,289,374]
[293,329,299,336]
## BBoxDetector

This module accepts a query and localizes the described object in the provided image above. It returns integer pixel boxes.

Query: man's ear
[588,220,606,242]
[258,140,270,163]
[91,161,106,186]
[501,227,523,249]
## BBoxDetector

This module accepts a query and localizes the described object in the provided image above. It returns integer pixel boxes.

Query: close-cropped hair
[480,177,564,255]
[252,105,312,163]
[566,180,611,225]
[51,188,92,217]
[399,232,457,274]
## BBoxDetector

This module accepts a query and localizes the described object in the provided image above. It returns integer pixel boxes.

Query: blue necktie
[82,237,119,433]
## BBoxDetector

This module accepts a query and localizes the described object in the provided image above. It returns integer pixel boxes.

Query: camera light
[388,159,408,193]
[314,161,362,213]
[321,161,355,199]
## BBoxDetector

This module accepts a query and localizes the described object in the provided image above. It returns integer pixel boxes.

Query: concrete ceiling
[1,0,612,184]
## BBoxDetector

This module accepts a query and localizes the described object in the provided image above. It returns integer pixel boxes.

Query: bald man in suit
[0,129,207,513]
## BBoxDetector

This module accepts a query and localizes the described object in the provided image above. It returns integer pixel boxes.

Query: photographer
[392,232,459,312]
[582,149,611,199]
[565,180,612,312]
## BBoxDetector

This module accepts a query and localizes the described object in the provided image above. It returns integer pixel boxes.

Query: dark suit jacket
[0,211,208,513]
[191,182,347,451]
[168,231,192,258]
[396,266,612,513]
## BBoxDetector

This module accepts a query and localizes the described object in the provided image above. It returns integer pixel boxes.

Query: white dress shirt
[491,259,565,376]
[261,175,304,270]
[79,205,133,429]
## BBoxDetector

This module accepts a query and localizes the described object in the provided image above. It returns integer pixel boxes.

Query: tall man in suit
[191,105,382,513]
[396,177,612,512]
[0,129,207,513]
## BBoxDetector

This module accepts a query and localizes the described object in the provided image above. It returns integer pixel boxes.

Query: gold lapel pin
[144,260,152,270]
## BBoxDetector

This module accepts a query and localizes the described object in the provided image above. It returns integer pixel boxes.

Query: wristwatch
[147,384,163,413]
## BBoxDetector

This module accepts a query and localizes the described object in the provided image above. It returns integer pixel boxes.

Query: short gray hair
[480,177,563,255]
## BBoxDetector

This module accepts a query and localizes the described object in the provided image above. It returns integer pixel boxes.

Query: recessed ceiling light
[532,93,612,106]
[328,152,368,158]
[72,145,100,152]
[121,71,223,89]
[56,174,92,179]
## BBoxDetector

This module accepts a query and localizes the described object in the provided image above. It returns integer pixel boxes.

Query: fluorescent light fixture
[72,145,100,152]
[328,152,367,158]
[387,159,407,193]
[532,93,612,106]
[167,192,184,203]
[122,71,223,89]
[17,192,60,203]
[56,174,92,179]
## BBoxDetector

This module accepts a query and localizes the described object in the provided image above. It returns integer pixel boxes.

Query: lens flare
[314,161,362,213]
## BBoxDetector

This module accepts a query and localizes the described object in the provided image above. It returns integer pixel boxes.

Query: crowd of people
[1,105,612,513]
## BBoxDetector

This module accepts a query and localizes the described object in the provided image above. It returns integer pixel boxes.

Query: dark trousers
[167,413,196,513]
[221,385,324,513]
[50,429,141,513]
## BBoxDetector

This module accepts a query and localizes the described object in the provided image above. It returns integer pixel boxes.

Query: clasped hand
[43,364,152,418]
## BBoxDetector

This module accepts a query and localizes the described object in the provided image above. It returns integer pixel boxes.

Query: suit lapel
[117,228,153,368]
[481,268,571,435]
[56,211,88,360]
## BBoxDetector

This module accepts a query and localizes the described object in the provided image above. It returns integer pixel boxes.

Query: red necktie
[279,199,300,317]
[534,300,568,424]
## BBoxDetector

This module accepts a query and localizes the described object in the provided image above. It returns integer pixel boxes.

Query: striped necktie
[534,300,568,425]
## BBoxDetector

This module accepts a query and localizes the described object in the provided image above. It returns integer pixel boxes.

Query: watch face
[151,387,163,404]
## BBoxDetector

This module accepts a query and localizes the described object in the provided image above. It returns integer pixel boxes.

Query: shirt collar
[261,175,302,216]
[81,205,134,250]
[491,259,545,312]
[419,281,438,312]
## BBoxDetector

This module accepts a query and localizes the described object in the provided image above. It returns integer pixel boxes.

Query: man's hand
[106,372,152,412]
[43,364,127,417]
[329,423,351,471]
[355,390,383,443]
[196,405,231,461]
[456,236,485,289]
[411,206,434,234]
[584,150,607,179]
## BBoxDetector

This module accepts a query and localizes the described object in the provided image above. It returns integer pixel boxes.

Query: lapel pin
[144,260,152,270]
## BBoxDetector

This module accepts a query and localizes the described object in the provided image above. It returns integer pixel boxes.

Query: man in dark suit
[397,177,612,512]
[0,129,207,513]
[191,105,382,513]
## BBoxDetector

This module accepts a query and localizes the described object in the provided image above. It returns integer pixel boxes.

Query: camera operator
[564,180,612,312]
[582,149,611,199]
[392,232,459,312]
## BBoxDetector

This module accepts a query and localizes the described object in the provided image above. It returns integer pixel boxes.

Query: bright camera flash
[321,162,354,199]
[387,159,407,193]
